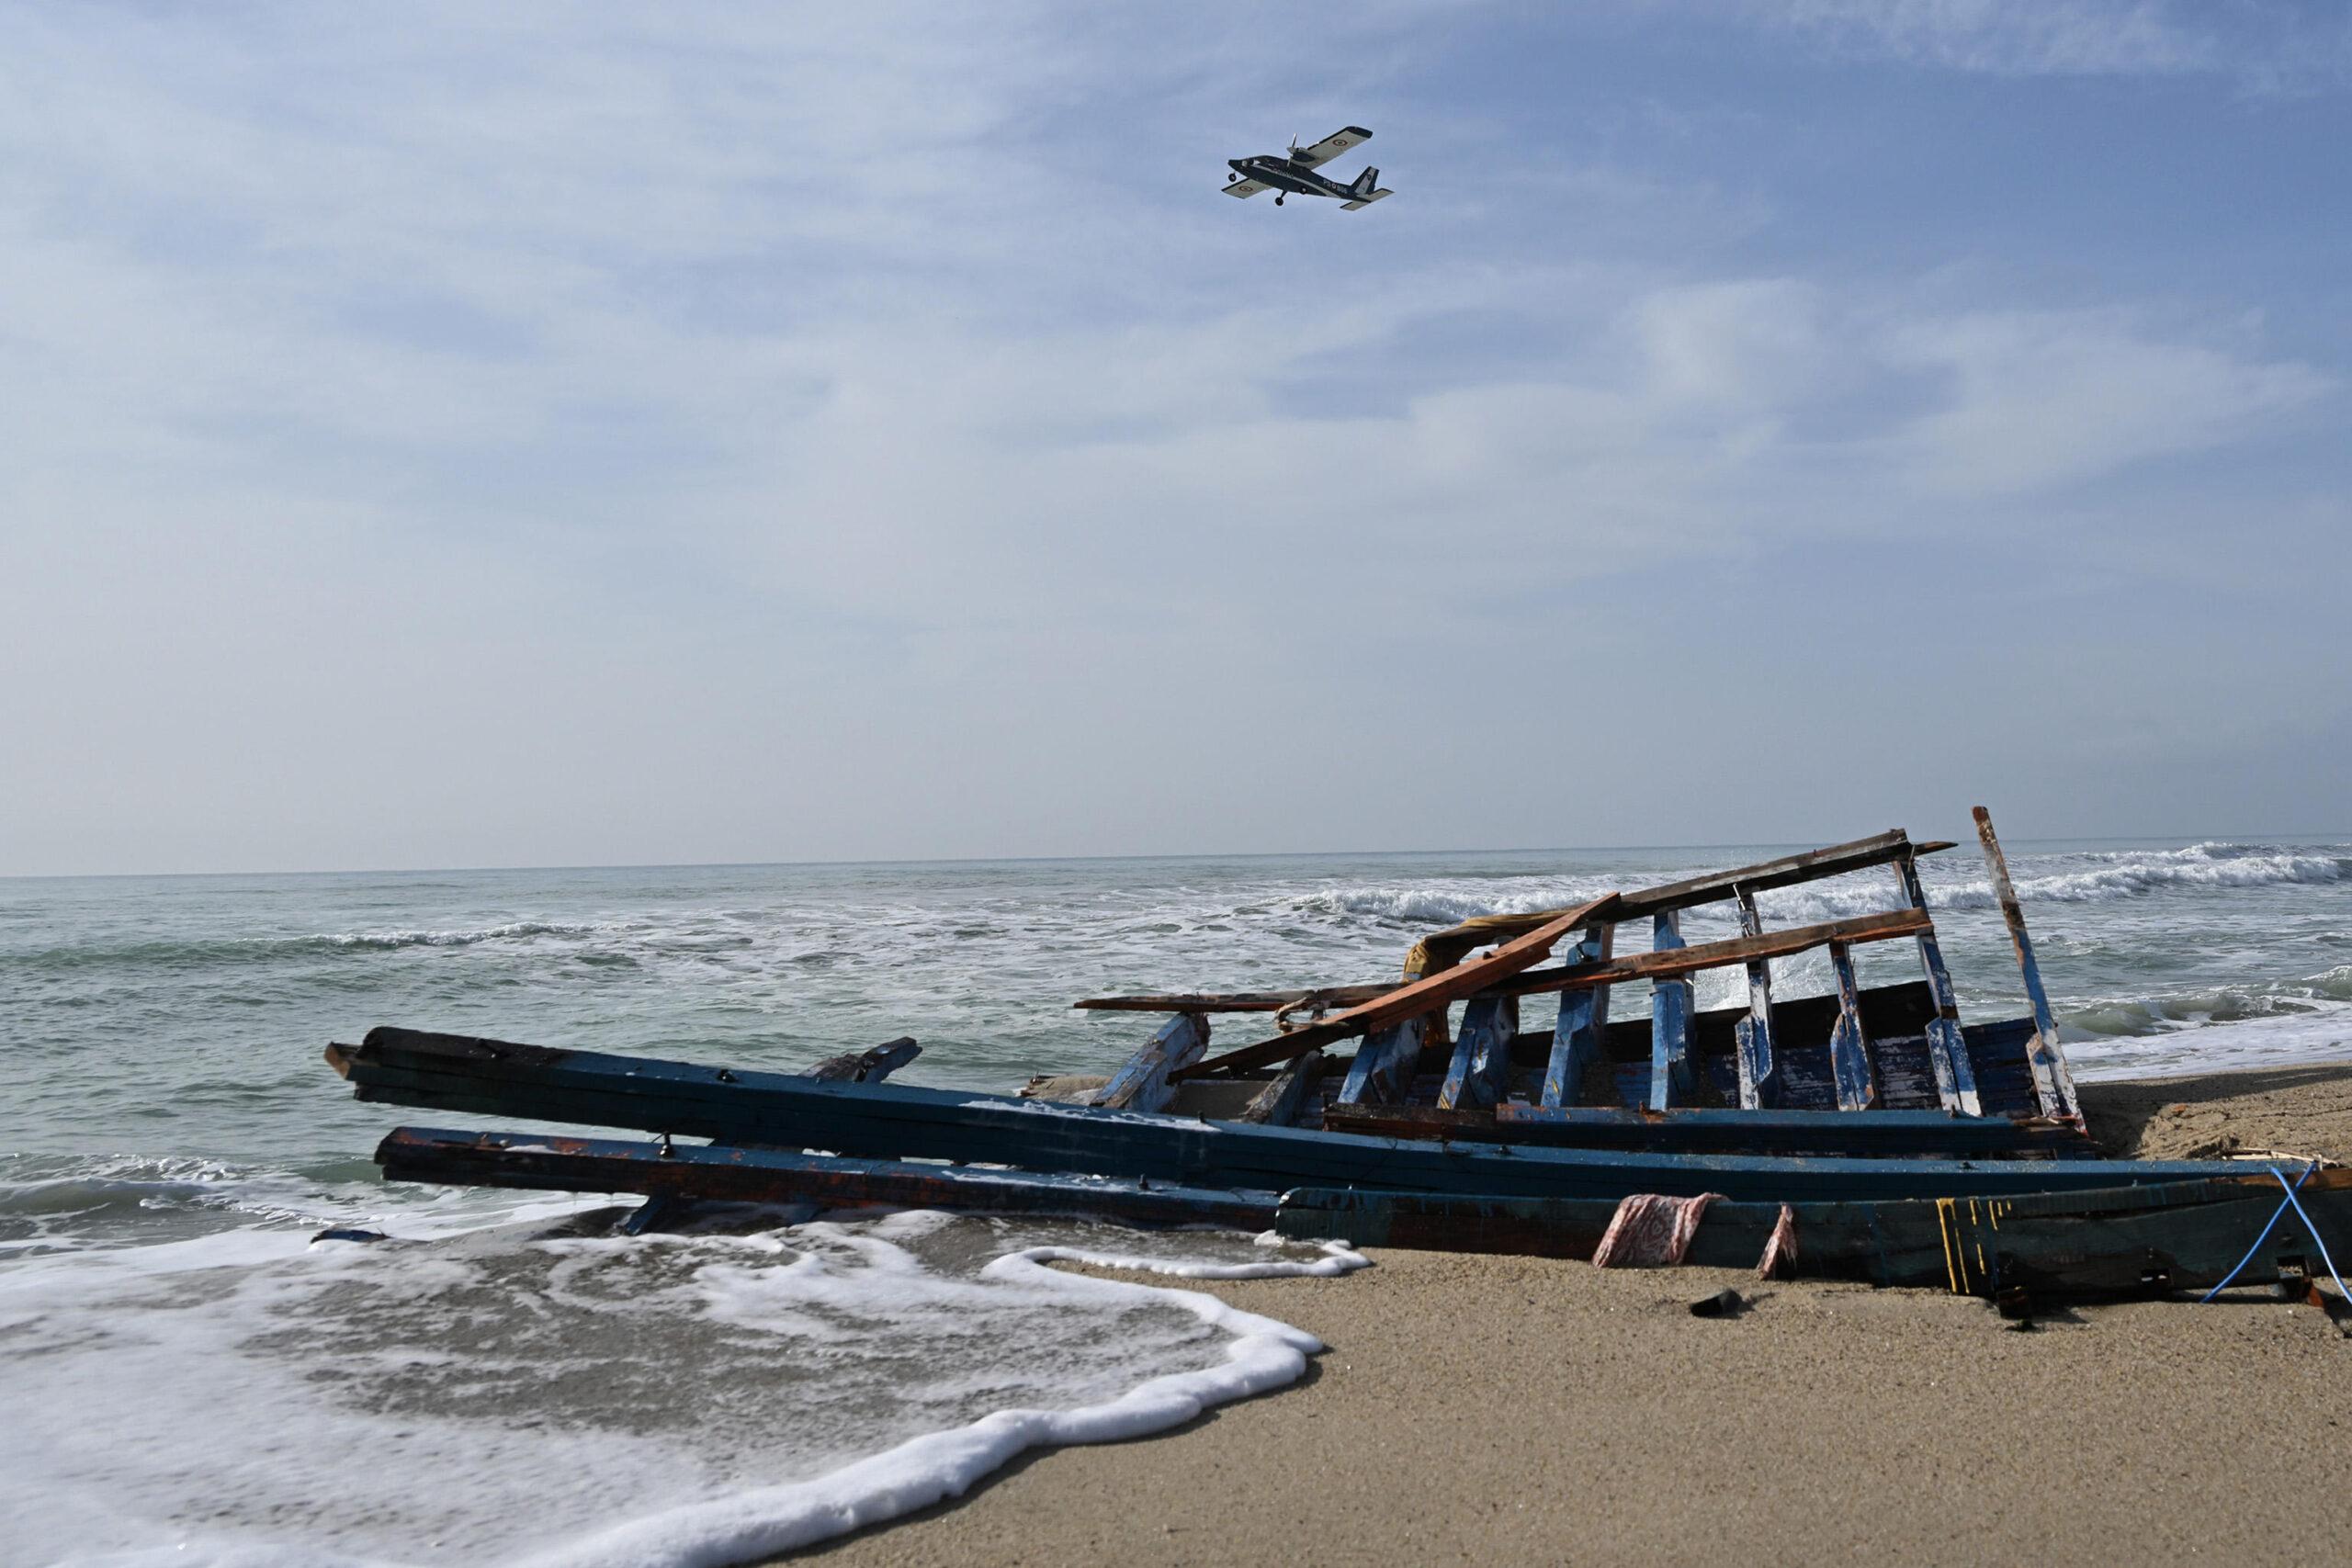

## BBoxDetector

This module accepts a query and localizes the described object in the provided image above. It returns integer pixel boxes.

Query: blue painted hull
[334,1028,2260,1205]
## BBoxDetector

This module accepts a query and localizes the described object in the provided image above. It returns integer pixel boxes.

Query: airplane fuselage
[1227,155,1356,199]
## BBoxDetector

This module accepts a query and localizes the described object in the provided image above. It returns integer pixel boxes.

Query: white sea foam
[0,1214,1361,1568]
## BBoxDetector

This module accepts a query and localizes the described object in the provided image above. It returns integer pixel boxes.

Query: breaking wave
[1293,844,2352,932]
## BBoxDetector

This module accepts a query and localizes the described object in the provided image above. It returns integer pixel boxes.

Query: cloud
[1727,0,2349,84]
[0,3,2345,870]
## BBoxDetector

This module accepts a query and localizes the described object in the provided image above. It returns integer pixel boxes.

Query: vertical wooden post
[1339,1016,1426,1106]
[1541,921,1614,1107]
[1646,911,1693,1111]
[1892,851,1982,1116]
[1973,806,2080,1122]
[1826,941,1880,1111]
[1732,888,1780,1109]
[1438,994,1519,1111]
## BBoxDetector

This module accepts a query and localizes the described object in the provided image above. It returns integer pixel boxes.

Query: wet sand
[800,1061,2352,1566]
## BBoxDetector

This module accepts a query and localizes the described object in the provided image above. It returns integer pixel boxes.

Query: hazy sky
[4,2,2347,874]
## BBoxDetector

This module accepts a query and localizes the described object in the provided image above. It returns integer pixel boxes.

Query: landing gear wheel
[1274,194,1284,206]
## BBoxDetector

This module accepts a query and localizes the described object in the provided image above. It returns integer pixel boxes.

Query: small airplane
[1224,126,1393,209]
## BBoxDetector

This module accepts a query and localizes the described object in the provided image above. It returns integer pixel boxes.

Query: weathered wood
[1611,829,1948,919]
[1073,987,1385,1014]
[1892,852,1981,1116]
[1275,1171,2352,1296]
[1238,1050,1326,1125]
[1826,941,1879,1111]
[334,1029,2254,1204]
[807,1036,922,1082]
[1732,888,1779,1109]
[1093,1011,1210,1111]
[1647,911,1692,1111]
[1317,1100,2098,1157]
[1338,1018,1425,1106]
[1176,895,1620,1079]
[1542,924,1614,1106]
[1500,907,1931,999]
[379,1126,1279,1229]
[1437,994,1518,1111]
[1973,806,2081,1122]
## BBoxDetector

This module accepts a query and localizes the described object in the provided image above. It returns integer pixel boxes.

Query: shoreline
[797,1059,2352,1566]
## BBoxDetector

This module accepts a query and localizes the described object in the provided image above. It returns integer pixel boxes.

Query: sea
[5,838,2350,1565]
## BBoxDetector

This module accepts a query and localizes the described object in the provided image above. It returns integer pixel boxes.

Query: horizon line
[5,829,2346,883]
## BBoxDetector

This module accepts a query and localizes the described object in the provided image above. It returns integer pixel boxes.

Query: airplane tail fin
[1350,166,1379,197]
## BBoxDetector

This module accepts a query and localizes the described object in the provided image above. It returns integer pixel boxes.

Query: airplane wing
[1292,126,1372,168]
[1223,178,1270,198]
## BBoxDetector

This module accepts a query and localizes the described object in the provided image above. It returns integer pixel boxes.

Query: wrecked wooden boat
[324,808,2351,1300]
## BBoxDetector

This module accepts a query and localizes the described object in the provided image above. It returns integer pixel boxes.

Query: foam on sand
[0,1209,1363,1568]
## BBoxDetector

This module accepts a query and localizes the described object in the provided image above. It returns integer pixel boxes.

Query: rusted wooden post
[1826,941,1879,1111]
[1542,921,1614,1107]
[1439,994,1518,1111]
[1647,911,1692,1111]
[1891,851,1981,1116]
[1339,1016,1425,1105]
[1732,888,1780,1108]
[1973,806,2079,1122]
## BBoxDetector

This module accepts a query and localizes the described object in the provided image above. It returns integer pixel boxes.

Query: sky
[2,1,2347,875]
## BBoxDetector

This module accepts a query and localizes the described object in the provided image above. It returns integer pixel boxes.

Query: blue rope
[2268,1172,2352,1308]
[2198,1162,2345,1304]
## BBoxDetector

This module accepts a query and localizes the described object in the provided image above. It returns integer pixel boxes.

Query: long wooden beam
[1073,987,1385,1014]
[1483,907,1931,999]
[1612,829,1952,920]
[1173,896,1621,1080]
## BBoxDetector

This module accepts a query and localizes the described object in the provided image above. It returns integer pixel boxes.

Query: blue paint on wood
[1340,1016,1425,1105]
[1541,925,1614,1106]
[345,1028,2271,1204]
[1733,890,1780,1109]
[1647,911,1693,1111]
[1973,807,2082,1122]
[1826,941,1880,1111]
[1892,854,1981,1116]
[1438,994,1519,1110]
[1095,1012,1210,1112]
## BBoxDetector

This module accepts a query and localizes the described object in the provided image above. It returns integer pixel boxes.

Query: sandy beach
[802,1061,2352,1566]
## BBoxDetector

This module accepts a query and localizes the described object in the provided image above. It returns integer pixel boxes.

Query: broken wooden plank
[1647,911,1693,1111]
[1542,924,1615,1107]
[1973,806,2080,1122]
[1238,1050,1326,1125]
[1497,907,1931,999]
[1611,829,1951,919]
[807,1037,922,1082]
[1893,851,1981,1116]
[1072,987,1385,1014]
[1732,888,1780,1109]
[1826,941,1879,1111]
[1338,1018,1425,1106]
[379,1126,1280,1229]
[1174,895,1622,1079]
[1094,1012,1210,1111]
[1437,994,1518,1111]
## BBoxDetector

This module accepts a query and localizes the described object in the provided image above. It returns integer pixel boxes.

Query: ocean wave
[1283,845,2350,936]
[1291,885,1612,926]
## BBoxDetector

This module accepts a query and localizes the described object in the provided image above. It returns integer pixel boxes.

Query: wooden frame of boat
[321,808,2351,1302]
[1068,810,2076,1144]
